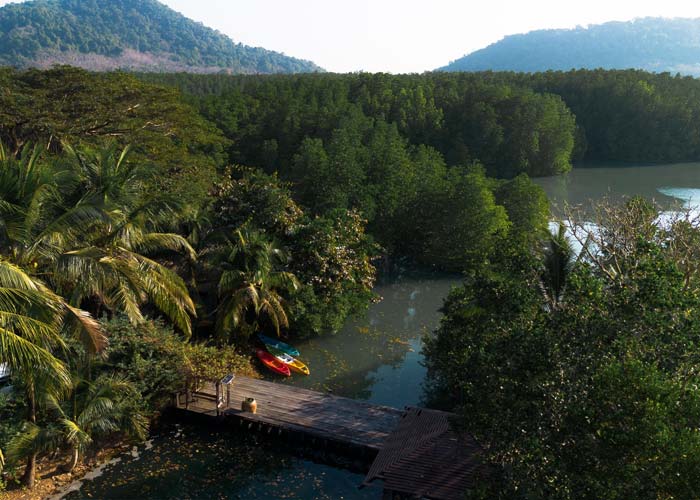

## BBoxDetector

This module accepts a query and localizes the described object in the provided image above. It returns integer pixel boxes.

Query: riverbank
[27,272,457,499]
[0,440,131,500]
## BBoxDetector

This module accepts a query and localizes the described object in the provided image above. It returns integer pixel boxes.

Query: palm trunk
[66,447,80,472]
[21,453,37,488]
[21,386,37,488]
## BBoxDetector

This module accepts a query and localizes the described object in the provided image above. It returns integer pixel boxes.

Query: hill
[439,17,700,75]
[0,0,322,73]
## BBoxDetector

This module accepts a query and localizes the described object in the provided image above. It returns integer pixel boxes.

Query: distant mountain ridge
[439,17,700,76]
[0,0,322,74]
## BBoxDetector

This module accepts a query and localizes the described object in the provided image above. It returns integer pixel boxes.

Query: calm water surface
[535,162,700,213]
[61,271,461,500]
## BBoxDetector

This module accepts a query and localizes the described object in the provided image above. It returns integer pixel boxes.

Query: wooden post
[216,382,221,416]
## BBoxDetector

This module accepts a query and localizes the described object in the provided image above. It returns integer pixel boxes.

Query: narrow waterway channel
[60,270,461,499]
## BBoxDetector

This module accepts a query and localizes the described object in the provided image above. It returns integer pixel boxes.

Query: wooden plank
[234,408,394,441]
[228,410,391,447]
[177,376,403,451]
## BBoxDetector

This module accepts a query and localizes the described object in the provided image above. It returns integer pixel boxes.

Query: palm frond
[64,305,107,354]
[0,326,69,385]
[135,232,197,262]
[6,422,62,463]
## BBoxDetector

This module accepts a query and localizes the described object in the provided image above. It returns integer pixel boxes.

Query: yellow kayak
[268,347,310,376]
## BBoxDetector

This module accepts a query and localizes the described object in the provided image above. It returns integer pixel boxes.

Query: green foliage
[212,167,303,235]
[440,17,700,76]
[0,391,23,481]
[494,174,550,247]
[144,72,576,180]
[101,316,186,410]
[0,66,228,208]
[0,0,321,74]
[212,229,299,341]
[288,210,378,334]
[183,343,257,382]
[210,168,378,336]
[407,165,511,270]
[476,69,700,164]
[425,202,700,498]
[0,142,197,339]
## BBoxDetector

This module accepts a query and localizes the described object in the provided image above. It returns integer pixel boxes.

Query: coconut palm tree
[540,222,578,312]
[212,229,299,341]
[33,372,147,472]
[0,257,103,487]
[0,143,196,339]
[54,144,197,337]
[0,142,189,486]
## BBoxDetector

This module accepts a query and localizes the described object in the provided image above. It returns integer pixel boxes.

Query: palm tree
[212,229,299,341]
[54,144,197,337]
[0,143,196,338]
[540,222,577,312]
[50,373,147,472]
[0,142,197,487]
[0,257,103,487]
[6,370,146,475]
[0,259,68,487]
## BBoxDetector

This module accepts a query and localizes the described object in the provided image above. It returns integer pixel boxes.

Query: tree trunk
[22,386,37,488]
[66,448,79,473]
[21,453,37,488]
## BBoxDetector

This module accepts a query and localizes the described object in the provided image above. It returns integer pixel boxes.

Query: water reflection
[60,271,461,499]
[63,422,377,500]
[282,272,460,408]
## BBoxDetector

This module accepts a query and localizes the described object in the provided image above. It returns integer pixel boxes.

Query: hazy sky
[3,0,700,72]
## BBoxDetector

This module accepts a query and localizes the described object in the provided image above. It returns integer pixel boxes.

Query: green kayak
[257,333,300,357]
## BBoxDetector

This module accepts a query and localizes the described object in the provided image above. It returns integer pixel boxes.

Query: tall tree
[212,229,299,341]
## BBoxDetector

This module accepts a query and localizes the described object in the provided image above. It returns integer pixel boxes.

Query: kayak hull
[257,333,300,357]
[268,347,311,376]
[256,349,291,377]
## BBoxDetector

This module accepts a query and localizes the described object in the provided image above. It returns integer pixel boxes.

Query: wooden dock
[174,376,404,452]
[174,376,485,498]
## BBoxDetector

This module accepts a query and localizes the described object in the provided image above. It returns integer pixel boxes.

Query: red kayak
[256,349,291,377]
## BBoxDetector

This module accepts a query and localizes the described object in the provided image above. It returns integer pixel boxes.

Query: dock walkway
[175,376,403,451]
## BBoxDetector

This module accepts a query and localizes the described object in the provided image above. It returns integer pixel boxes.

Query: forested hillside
[440,17,700,75]
[0,0,322,73]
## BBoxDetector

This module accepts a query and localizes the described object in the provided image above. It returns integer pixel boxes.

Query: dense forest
[143,69,700,169]
[424,200,700,498]
[3,65,700,498]
[0,0,322,73]
[0,66,549,492]
[440,17,700,76]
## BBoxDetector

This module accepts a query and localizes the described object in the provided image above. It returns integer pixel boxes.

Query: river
[60,271,461,500]
[535,162,700,213]
[60,162,700,499]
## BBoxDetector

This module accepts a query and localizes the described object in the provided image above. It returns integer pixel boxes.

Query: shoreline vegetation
[1,65,700,498]
[0,439,131,500]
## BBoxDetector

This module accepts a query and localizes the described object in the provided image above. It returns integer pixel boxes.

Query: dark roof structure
[363,407,488,499]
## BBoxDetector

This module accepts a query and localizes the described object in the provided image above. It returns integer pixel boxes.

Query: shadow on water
[62,414,377,500]
[60,269,462,499]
